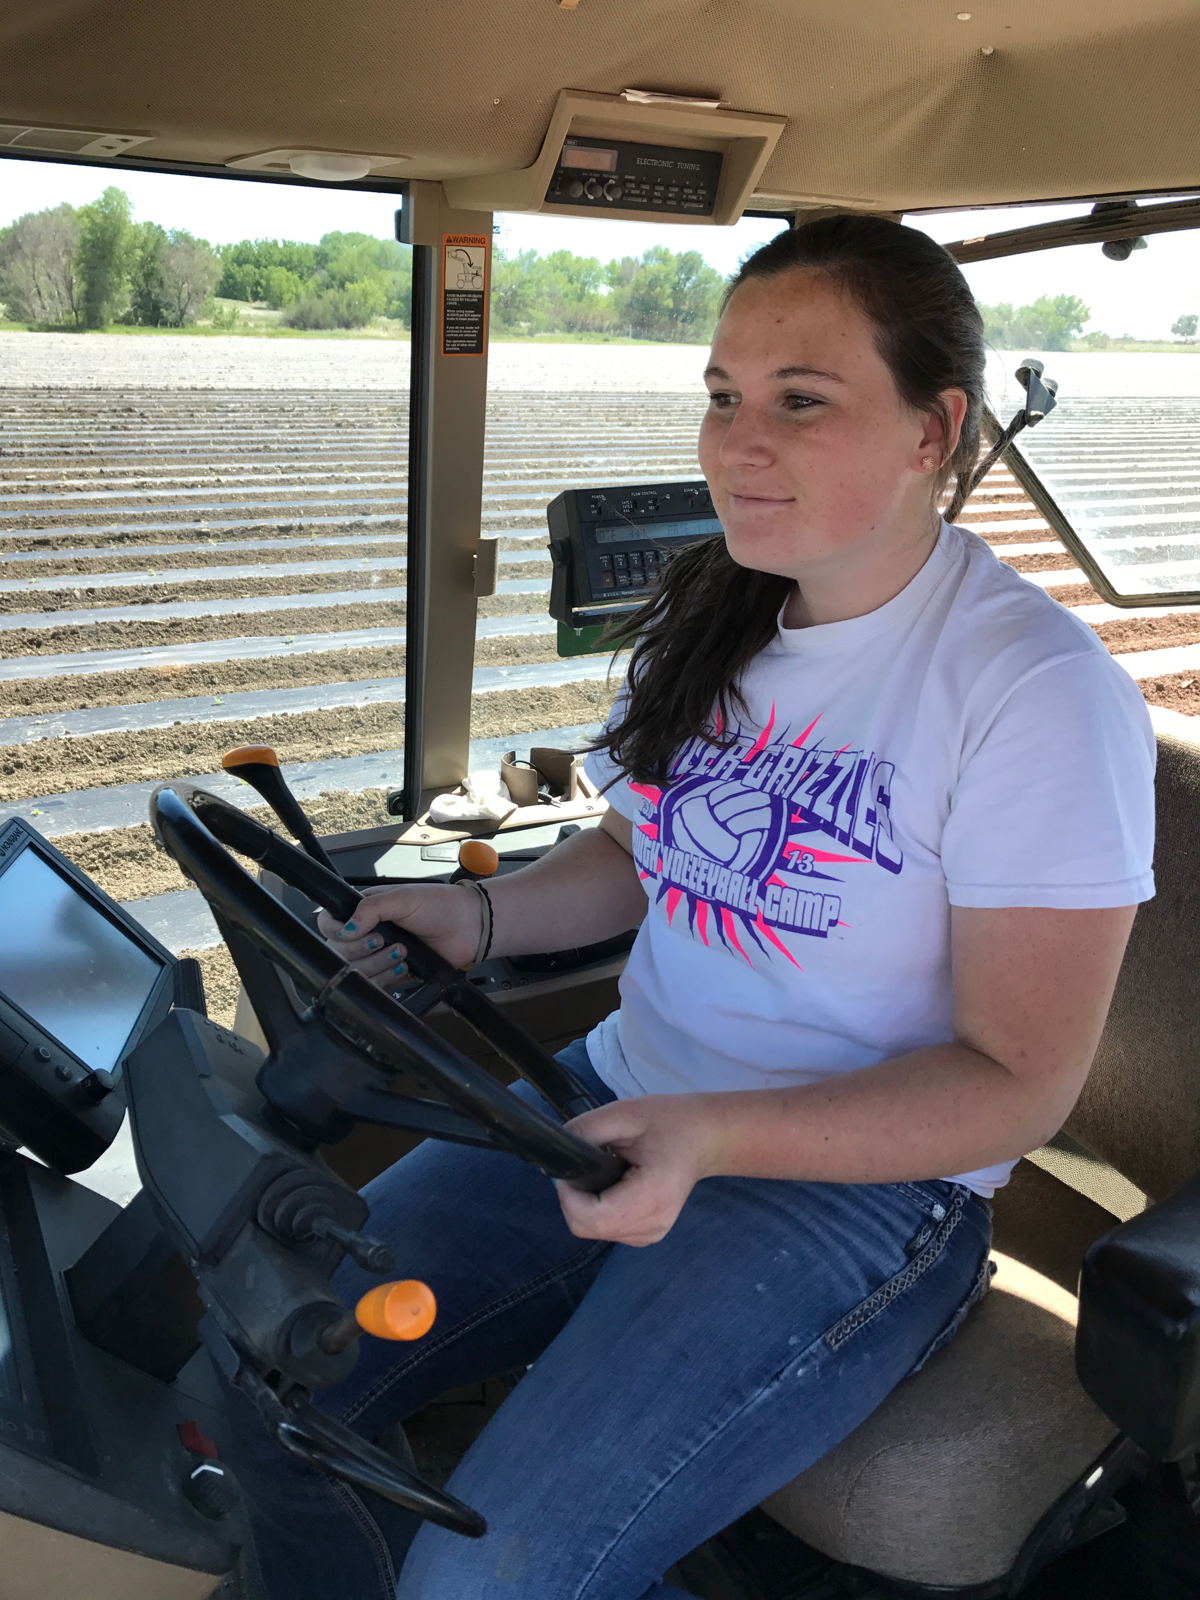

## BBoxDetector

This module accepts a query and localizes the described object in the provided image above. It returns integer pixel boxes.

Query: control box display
[547,478,722,625]
[0,818,175,1173]
[545,138,722,215]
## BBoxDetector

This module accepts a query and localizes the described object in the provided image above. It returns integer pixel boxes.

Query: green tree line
[0,184,727,339]
[2,185,1195,346]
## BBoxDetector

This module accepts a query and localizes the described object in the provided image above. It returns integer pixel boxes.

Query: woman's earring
[921,455,935,470]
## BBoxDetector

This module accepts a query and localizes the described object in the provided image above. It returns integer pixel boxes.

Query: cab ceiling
[1,0,1197,213]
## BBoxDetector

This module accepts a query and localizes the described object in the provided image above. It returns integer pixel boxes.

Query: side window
[913,203,1200,717]
[0,163,412,1032]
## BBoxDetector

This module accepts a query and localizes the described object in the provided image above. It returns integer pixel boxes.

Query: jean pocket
[893,1180,962,1259]
[825,1185,973,1354]
[907,1251,997,1376]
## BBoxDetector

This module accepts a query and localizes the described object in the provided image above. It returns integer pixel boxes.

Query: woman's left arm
[558,903,1136,1244]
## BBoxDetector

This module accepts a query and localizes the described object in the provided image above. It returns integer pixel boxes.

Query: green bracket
[556,621,612,657]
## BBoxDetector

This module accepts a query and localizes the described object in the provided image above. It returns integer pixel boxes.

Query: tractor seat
[759,707,1200,1594]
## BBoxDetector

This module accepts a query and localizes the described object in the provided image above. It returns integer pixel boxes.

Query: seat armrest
[1076,1173,1200,1460]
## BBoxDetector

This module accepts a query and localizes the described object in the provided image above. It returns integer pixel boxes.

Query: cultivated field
[3,334,1200,1049]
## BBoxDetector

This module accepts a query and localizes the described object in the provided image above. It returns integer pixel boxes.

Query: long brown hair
[586,212,986,787]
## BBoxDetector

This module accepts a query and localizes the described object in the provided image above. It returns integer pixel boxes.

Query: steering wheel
[149,781,626,1191]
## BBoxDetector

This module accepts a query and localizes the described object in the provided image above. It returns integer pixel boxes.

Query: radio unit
[545,139,722,216]
[547,478,722,629]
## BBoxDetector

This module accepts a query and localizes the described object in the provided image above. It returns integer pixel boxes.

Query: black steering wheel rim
[148,782,624,1191]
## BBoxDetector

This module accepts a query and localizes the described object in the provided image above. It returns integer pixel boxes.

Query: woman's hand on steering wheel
[316,882,485,984]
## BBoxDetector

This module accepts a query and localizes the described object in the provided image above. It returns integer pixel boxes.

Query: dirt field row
[0,633,561,716]
[0,559,550,613]
[0,589,537,656]
[0,681,615,803]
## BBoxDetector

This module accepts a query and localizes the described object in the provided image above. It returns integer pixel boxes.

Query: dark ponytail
[588,212,986,787]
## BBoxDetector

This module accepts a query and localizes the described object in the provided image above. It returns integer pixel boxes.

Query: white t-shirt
[583,520,1157,1197]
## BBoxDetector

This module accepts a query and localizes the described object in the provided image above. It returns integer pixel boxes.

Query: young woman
[240,214,1155,1600]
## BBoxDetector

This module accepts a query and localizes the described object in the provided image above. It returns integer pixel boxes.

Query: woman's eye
[706,391,737,409]
[784,394,821,412]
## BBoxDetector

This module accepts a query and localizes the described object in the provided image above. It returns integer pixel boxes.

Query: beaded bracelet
[468,879,495,965]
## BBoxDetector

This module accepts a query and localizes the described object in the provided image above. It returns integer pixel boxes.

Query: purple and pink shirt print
[626,703,904,972]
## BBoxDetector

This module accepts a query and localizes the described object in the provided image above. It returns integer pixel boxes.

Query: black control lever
[221,745,339,873]
[238,1361,485,1537]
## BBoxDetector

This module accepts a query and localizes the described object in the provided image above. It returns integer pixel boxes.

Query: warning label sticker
[442,233,489,356]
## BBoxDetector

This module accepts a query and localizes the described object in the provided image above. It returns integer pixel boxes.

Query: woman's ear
[917,388,969,466]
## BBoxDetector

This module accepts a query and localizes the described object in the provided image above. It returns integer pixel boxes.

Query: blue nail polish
[343,920,357,934]
[367,936,381,951]
[393,962,407,976]
[391,945,402,959]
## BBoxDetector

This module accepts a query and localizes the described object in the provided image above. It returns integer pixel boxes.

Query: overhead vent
[0,126,152,157]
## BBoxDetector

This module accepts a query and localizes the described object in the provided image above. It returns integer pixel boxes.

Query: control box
[547,478,722,626]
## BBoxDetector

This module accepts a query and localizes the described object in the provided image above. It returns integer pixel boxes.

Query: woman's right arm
[316,809,647,982]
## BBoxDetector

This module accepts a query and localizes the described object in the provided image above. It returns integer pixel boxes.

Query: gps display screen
[0,848,165,1072]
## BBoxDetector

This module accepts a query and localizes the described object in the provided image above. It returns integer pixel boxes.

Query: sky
[0,158,1195,338]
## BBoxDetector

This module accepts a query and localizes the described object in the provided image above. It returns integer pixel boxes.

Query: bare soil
[4,539,410,579]
[186,945,241,1030]
[0,590,535,656]
[0,681,613,802]
[1,567,407,614]
[3,558,548,614]
[1048,582,1101,607]
[55,788,397,905]
[0,634,557,717]
[0,519,407,554]
[1002,551,1076,574]
[1094,614,1200,653]
[1141,673,1200,716]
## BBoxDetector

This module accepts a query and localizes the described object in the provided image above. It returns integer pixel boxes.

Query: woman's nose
[719,405,775,466]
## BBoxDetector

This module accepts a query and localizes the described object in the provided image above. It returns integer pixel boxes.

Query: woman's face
[698,268,959,587]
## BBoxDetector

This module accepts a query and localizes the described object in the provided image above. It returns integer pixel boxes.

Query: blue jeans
[232,1039,994,1600]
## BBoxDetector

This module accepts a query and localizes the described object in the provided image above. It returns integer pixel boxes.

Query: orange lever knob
[457,840,500,878]
[355,1280,437,1342]
[221,745,281,769]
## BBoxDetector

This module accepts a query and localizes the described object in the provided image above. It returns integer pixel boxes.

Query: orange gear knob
[355,1280,437,1341]
[221,745,281,769]
[457,839,500,878]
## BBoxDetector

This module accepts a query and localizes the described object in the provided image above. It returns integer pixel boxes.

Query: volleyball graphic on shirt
[662,778,790,882]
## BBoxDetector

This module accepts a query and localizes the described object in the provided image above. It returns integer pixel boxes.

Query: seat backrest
[1064,708,1200,1202]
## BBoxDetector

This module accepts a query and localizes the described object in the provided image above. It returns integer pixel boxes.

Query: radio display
[594,518,721,546]
[560,145,618,173]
